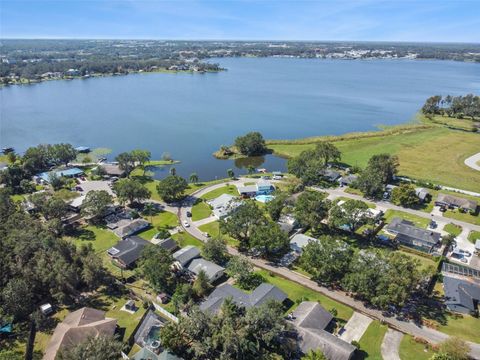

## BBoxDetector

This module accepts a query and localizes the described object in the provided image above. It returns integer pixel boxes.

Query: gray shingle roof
[173,246,201,267]
[187,258,225,282]
[107,236,150,267]
[157,237,178,252]
[291,302,355,360]
[436,193,477,211]
[386,218,440,247]
[443,274,480,313]
[200,283,287,314]
[114,218,150,238]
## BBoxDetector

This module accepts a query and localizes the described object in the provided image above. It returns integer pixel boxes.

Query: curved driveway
[465,152,480,171]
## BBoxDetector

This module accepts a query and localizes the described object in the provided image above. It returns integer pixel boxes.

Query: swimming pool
[145,325,161,349]
[255,194,275,203]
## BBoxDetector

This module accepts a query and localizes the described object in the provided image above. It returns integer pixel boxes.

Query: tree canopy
[113,178,151,205]
[294,191,331,231]
[329,199,371,233]
[234,131,267,156]
[140,244,175,293]
[156,175,188,203]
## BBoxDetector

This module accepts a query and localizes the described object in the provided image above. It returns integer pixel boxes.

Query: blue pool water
[256,194,275,203]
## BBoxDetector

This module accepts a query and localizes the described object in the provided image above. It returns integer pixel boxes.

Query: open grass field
[399,335,435,360]
[468,230,480,243]
[383,209,430,228]
[435,313,480,343]
[268,126,480,192]
[256,270,354,322]
[396,250,437,271]
[355,321,388,360]
[191,201,212,221]
[200,184,239,200]
[423,114,478,132]
[198,221,239,247]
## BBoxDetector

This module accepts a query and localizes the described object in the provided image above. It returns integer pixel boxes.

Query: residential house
[290,301,356,360]
[187,258,225,283]
[415,188,431,203]
[107,236,150,268]
[36,167,84,183]
[172,245,201,268]
[131,348,182,360]
[277,214,298,234]
[442,262,480,314]
[207,193,241,219]
[435,194,478,213]
[114,218,150,238]
[237,181,275,197]
[44,307,117,360]
[156,237,178,253]
[338,174,358,187]
[200,283,287,314]
[69,194,86,212]
[319,169,341,182]
[100,163,125,177]
[290,233,319,254]
[386,217,441,253]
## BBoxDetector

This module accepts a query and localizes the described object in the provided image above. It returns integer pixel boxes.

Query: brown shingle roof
[43,307,117,360]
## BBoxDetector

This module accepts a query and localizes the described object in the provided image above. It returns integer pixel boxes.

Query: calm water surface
[1,58,479,180]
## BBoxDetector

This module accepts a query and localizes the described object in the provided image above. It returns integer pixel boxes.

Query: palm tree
[189,172,199,184]
[247,165,255,175]
[169,167,176,176]
[143,202,156,223]
[227,168,235,179]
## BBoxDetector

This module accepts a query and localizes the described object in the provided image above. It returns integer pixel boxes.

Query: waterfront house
[290,233,319,254]
[435,194,477,213]
[44,307,117,360]
[36,167,84,183]
[319,169,341,182]
[386,217,441,253]
[107,236,150,268]
[187,258,225,283]
[200,283,287,314]
[290,301,356,360]
[237,181,275,198]
[100,163,125,177]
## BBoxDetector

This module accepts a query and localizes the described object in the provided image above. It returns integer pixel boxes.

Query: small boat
[2,147,14,154]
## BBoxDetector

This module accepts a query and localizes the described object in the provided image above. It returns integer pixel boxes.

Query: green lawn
[257,270,354,322]
[200,185,239,201]
[399,335,435,360]
[172,232,205,248]
[468,230,480,243]
[138,211,178,240]
[198,221,238,247]
[383,209,430,228]
[396,250,437,271]
[444,223,462,237]
[269,126,480,192]
[336,196,375,209]
[191,201,212,221]
[355,321,388,360]
[444,209,480,226]
[436,313,480,343]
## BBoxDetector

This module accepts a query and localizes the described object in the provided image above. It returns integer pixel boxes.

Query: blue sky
[1,0,479,42]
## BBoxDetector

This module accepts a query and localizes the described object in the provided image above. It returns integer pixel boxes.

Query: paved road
[320,187,480,233]
[381,329,403,360]
[173,180,480,359]
[465,152,480,172]
[339,312,373,343]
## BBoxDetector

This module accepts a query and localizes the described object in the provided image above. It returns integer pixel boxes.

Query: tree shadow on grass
[65,227,96,241]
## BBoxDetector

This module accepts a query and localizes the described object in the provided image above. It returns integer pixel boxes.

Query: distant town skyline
[1,0,479,43]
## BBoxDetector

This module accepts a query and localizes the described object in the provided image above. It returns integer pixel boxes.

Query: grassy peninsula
[267,116,480,192]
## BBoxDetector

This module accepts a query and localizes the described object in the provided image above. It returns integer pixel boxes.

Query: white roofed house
[207,193,241,219]
[187,258,225,283]
[290,233,319,254]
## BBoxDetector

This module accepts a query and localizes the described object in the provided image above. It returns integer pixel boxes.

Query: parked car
[204,232,211,238]
[183,220,190,228]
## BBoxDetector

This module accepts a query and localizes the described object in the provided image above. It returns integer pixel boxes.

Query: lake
[1,57,479,180]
